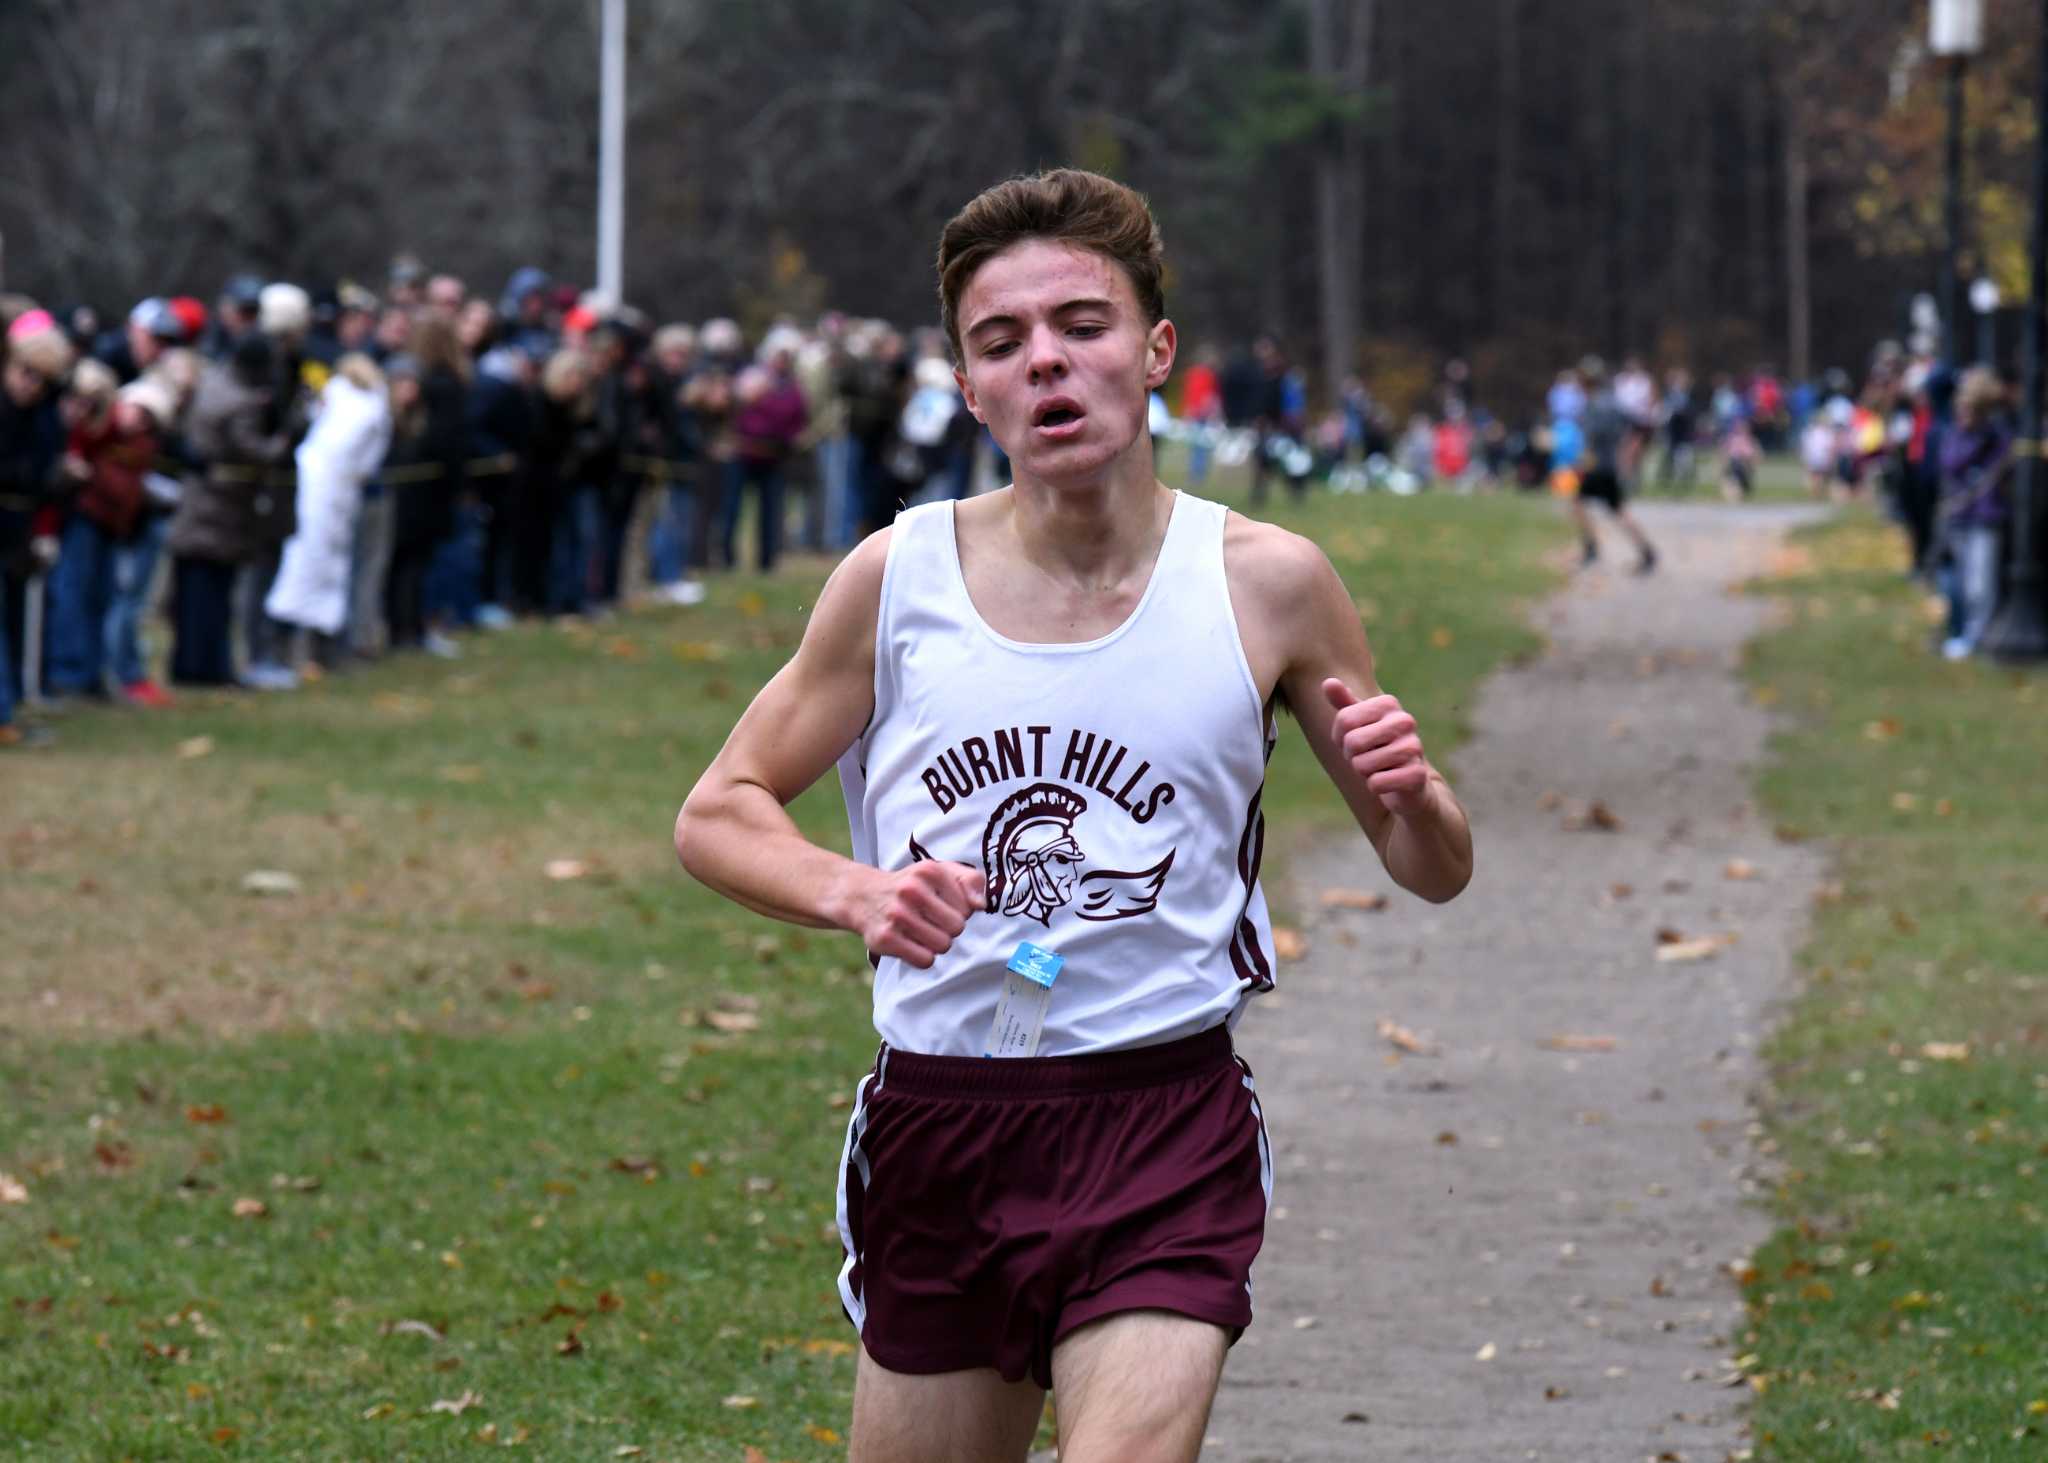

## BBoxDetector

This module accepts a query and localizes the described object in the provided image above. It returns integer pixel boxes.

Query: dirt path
[1205,502,1832,1462]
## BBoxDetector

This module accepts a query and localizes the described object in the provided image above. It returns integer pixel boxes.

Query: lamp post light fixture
[1981,0,2048,665]
[1971,275,2000,366]
[1931,0,1984,365]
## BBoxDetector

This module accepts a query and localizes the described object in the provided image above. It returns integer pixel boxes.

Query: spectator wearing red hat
[168,297,209,346]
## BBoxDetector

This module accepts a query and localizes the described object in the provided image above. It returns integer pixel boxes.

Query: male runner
[676,169,1473,1463]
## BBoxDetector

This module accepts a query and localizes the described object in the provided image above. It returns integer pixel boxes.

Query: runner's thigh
[848,1345,1045,1463]
[1049,1309,1228,1463]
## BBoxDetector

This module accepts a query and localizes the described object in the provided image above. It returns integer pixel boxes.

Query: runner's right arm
[673,532,985,968]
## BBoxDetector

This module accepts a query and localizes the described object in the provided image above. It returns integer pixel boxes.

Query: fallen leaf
[671,640,726,662]
[1654,927,1687,944]
[211,1427,238,1444]
[737,591,766,617]
[608,1156,658,1175]
[544,859,589,881]
[176,735,215,760]
[705,1009,761,1034]
[1723,858,1759,881]
[240,869,301,897]
[801,1338,856,1357]
[1540,1035,1619,1052]
[1435,1130,1459,1145]
[722,1394,759,1409]
[614,1448,644,1458]
[744,1450,769,1463]
[604,637,644,660]
[1536,790,1563,810]
[1293,1315,1319,1330]
[437,764,485,784]
[1563,800,1623,832]
[428,1389,481,1415]
[1863,718,1901,741]
[806,1426,842,1444]
[231,1197,269,1219]
[1272,927,1309,960]
[386,1318,446,1341]
[1376,1018,1439,1056]
[1655,938,1724,964]
[1429,627,1454,649]
[1607,882,1634,900]
[1319,888,1390,912]
[0,1173,27,1204]
[362,1402,396,1419]
[1544,1385,1570,1400]
[556,1328,584,1356]
[1890,791,1921,813]
[1341,1411,1371,1423]
[1933,798,1953,817]
[1475,1341,1497,1361]
[1919,1042,1970,1061]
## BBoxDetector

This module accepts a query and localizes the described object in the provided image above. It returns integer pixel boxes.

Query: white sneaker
[474,604,515,631]
[659,580,707,607]
[240,662,300,691]
[1940,636,1973,661]
[423,631,464,660]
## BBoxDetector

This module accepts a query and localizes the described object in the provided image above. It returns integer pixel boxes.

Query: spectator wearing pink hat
[2,313,75,745]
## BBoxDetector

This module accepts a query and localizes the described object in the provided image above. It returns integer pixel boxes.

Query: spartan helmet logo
[909,782,1172,929]
[984,785,1088,925]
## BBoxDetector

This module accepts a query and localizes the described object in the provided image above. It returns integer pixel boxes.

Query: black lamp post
[1971,277,2000,366]
[1931,0,1984,363]
[1982,0,2048,664]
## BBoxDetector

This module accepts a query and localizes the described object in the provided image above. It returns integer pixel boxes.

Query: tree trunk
[1784,87,1812,382]
[1493,0,1520,333]
[1311,0,1371,399]
[1623,0,1650,351]
[1745,2,1774,325]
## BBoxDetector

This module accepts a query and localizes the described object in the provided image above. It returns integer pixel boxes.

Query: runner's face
[955,239,1173,482]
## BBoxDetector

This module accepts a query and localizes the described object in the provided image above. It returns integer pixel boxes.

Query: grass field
[0,477,1564,1459]
[1740,509,2048,1458]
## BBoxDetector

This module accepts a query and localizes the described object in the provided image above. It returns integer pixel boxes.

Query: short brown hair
[937,169,1165,361]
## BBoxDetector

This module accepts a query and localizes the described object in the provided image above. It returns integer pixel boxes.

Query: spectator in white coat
[266,353,393,670]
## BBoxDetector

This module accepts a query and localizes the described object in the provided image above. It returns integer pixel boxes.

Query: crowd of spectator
[2,259,998,746]
[4,262,2028,749]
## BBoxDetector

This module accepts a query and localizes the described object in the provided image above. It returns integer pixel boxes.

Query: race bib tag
[985,942,1064,1058]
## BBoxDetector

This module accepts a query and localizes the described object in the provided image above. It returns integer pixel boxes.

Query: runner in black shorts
[1574,358,1659,573]
[676,169,1474,1462]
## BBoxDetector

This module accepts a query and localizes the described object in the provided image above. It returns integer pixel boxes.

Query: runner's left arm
[1236,525,1473,903]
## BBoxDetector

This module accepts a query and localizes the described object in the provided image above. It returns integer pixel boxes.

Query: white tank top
[836,490,1277,1056]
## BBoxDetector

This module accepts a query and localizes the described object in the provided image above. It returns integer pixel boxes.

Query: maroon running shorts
[833,1024,1272,1389]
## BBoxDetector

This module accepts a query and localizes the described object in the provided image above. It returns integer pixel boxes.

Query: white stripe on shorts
[1236,1057,1274,1310]
[834,1065,883,1332]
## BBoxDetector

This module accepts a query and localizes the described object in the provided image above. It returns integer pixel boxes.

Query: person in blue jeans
[1935,367,2013,660]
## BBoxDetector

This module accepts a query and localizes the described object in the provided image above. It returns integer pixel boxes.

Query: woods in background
[0,0,2039,413]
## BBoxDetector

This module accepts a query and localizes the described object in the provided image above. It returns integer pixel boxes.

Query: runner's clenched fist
[853,860,985,969]
[1322,679,1432,817]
